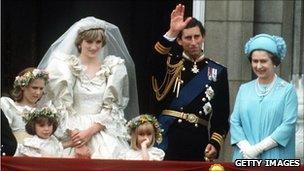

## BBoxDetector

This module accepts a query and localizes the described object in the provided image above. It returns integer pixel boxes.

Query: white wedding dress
[46,52,129,159]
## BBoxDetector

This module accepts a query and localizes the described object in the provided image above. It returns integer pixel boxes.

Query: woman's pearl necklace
[255,74,277,98]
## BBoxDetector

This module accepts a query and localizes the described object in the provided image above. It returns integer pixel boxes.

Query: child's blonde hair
[130,122,155,150]
[127,114,163,150]
[11,67,49,102]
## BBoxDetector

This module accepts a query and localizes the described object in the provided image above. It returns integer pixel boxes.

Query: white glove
[243,137,278,159]
[255,136,278,153]
[237,140,257,159]
[243,145,260,159]
[237,140,251,152]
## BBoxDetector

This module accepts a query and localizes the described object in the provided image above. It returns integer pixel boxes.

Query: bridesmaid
[1,67,49,144]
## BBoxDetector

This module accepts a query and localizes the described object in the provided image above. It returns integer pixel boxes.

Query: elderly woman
[230,34,298,160]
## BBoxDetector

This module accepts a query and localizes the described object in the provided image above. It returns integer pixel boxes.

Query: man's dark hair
[177,18,206,39]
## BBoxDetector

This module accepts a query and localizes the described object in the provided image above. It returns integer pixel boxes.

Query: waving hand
[166,4,192,38]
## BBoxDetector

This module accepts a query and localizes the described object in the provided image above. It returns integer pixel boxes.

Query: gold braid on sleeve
[152,56,184,101]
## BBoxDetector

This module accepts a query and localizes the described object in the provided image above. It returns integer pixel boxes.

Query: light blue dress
[230,77,298,160]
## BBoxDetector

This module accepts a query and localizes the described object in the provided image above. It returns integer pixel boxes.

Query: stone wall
[203,0,303,162]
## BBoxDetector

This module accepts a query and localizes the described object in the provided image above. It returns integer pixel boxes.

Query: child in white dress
[1,67,50,144]
[123,114,165,161]
[15,107,76,157]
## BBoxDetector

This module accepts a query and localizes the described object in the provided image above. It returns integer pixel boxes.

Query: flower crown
[14,69,49,88]
[22,107,58,124]
[127,114,163,144]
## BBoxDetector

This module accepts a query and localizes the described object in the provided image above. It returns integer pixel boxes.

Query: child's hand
[140,138,150,160]
[141,138,150,149]
[75,145,91,159]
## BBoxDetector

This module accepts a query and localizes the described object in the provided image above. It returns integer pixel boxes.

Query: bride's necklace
[255,74,277,98]
[182,52,204,74]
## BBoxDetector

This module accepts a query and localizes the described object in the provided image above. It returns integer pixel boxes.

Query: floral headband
[14,69,49,88]
[127,114,163,144]
[23,107,58,124]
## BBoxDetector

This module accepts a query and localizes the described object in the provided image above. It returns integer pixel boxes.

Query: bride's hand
[71,129,91,147]
[71,123,105,147]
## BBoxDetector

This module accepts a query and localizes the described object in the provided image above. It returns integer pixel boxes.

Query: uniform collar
[182,52,205,63]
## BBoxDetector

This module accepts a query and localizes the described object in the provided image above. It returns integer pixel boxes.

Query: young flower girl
[15,107,76,157]
[123,114,164,160]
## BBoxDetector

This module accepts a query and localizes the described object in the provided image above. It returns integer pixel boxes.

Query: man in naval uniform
[150,4,230,161]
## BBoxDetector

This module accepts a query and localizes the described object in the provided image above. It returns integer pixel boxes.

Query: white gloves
[237,140,254,159]
[237,137,278,159]
[237,140,251,152]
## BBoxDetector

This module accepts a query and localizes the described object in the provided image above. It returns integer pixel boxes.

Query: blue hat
[244,33,287,61]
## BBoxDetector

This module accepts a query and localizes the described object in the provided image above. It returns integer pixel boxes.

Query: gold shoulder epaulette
[154,42,171,55]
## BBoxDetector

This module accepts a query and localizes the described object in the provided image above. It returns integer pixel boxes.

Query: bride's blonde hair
[75,28,106,53]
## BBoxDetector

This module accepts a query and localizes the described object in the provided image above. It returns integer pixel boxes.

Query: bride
[38,17,139,159]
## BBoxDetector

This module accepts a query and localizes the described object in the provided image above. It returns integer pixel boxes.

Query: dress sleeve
[270,85,298,147]
[45,53,76,134]
[16,137,42,157]
[148,147,165,161]
[230,85,247,145]
[0,97,16,125]
[16,145,42,157]
[102,55,129,111]
[90,55,129,139]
